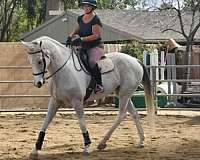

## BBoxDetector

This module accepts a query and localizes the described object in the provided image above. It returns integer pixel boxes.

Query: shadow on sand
[6,138,200,160]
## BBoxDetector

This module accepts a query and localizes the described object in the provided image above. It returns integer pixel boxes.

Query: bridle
[28,47,73,81]
[28,45,93,82]
[28,50,48,79]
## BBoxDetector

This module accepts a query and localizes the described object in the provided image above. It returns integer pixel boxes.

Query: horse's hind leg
[127,99,145,147]
[97,96,129,150]
[29,98,60,160]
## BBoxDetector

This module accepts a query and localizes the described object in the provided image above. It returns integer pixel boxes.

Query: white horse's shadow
[21,36,155,160]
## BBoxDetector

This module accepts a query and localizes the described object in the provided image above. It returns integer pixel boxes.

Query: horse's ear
[21,41,32,49]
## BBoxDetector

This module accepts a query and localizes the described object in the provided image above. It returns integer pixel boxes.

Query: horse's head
[21,40,50,88]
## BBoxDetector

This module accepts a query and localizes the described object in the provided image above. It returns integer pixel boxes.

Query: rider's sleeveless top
[77,14,102,49]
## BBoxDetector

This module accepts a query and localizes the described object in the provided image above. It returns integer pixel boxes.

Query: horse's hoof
[137,143,144,148]
[29,152,38,160]
[97,143,107,150]
[83,151,89,156]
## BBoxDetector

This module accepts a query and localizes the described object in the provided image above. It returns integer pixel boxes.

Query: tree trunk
[0,0,17,41]
[182,41,193,92]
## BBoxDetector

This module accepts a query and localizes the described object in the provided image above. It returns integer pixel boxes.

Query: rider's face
[82,4,93,13]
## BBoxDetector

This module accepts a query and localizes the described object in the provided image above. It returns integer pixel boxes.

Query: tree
[157,0,200,92]
[0,0,47,41]
[25,0,47,30]
[98,0,139,9]
[63,0,79,9]
[97,0,111,9]
[0,0,19,41]
[63,0,140,9]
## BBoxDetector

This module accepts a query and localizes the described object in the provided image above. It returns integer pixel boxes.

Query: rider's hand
[71,36,82,46]
[65,36,72,46]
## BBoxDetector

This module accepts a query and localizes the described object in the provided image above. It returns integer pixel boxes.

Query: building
[20,9,200,44]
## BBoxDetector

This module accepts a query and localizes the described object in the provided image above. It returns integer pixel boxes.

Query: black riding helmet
[81,0,97,8]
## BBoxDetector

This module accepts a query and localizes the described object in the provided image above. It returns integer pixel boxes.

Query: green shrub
[121,41,153,61]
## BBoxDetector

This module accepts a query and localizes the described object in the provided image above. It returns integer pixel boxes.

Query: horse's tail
[138,61,156,117]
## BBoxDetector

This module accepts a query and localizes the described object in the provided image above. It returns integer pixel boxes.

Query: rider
[66,0,104,94]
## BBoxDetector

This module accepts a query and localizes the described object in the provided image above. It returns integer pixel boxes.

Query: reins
[71,47,82,71]
[71,47,90,75]
[45,50,72,80]
[28,45,90,81]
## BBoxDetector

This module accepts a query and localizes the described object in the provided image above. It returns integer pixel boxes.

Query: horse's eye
[38,61,42,65]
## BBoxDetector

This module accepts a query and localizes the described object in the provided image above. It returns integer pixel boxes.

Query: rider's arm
[69,24,80,37]
[81,24,102,42]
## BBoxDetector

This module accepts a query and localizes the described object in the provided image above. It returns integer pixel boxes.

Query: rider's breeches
[87,45,104,86]
[87,45,104,68]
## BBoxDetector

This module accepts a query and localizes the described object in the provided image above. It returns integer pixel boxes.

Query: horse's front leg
[71,99,91,154]
[29,97,60,160]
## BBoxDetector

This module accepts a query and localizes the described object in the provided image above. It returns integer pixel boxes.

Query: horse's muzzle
[35,80,45,88]
[36,81,43,88]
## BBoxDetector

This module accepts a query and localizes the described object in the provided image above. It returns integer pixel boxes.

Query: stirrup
[95,84,104,94]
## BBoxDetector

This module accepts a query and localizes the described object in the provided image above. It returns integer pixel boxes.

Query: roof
[20,9,200,43]
[92,10,200,43]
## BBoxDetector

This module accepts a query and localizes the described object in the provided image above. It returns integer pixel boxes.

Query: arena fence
[0,43,123,110]
[150,65,200,108]
[0,43,200,110]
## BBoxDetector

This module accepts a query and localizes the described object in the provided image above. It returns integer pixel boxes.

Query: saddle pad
[98,57,114,74]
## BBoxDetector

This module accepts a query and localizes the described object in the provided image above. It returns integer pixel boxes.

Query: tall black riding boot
[91,64,104,93]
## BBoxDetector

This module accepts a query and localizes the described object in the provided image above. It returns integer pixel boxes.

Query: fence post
[166,53,172,96]
[166,53,177,105]
[160,51,165,80]
[171,53,177,94]
[143,50,151,79]
[151,66,157,108]
[150,49,159,83]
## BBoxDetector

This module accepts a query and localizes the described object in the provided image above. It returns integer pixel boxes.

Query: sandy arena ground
[0,112,200,160]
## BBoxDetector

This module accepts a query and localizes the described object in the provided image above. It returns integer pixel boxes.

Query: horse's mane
[33,36,69,51]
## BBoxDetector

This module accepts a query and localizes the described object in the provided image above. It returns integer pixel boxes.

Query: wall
[0,43,49,109]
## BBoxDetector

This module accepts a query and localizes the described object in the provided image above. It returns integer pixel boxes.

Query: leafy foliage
[63,0,79,9]
[97,0,139,9]
[0,0,144,41]
[120,41,153,61]
[0,0,19,41]
[1,0,198,42]
[0,0,47,41]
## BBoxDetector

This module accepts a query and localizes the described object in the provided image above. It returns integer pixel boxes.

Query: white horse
[21,36,155,159]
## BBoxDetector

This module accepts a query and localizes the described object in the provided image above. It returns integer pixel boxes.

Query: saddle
[78,49,114,101]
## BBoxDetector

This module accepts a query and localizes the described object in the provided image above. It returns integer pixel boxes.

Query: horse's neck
[45,40,71,74]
